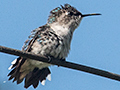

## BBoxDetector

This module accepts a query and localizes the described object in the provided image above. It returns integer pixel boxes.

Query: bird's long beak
[82,13,101,17]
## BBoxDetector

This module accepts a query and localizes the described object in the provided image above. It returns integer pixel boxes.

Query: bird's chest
[28,27,72,68]
[31,25,72,59]
[28,38,70,69]
[31,35,71,59]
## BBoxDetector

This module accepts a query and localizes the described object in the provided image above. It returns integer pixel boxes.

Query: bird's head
[47,4,101,32]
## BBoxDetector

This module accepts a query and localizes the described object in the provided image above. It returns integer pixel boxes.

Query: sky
[0,0,120,90]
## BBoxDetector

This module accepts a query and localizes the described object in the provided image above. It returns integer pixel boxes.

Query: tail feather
[8,57,51,88]
[8,68,16,77]
[17,78,24,84]
[33,80,39,88]
[39,68,50,82]
[8,58,26,81]
[24,67,51,88]
[8,57,21,70]
[8,57,26,82]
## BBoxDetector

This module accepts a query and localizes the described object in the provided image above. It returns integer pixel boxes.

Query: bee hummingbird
[8,4,101,88]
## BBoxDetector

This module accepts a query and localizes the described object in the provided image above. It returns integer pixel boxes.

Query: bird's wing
[8,25,51,88]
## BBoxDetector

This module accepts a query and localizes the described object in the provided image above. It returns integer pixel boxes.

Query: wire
[0,45,120,82]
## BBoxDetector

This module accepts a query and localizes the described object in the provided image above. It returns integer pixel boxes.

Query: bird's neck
[49,22,74,37]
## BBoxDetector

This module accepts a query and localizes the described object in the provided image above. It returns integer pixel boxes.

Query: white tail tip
[8,65,13,70]
[41,80,46,85]
[8,59,17,70]
[11,59,17,64]
[47,74,51,81]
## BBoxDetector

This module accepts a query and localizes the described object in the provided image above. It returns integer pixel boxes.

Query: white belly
[28,59,51,69]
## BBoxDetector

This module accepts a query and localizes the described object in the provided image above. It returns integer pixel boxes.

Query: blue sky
[0,0,120,90]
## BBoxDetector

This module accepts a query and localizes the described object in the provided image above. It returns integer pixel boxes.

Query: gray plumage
[8,4,100,88]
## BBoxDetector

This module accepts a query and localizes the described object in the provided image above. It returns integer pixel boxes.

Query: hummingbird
[8,4,101,88]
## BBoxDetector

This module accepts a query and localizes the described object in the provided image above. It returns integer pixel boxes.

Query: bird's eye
[69,12,74,16]
[66,12,74,16]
